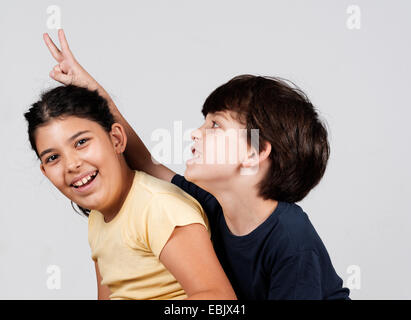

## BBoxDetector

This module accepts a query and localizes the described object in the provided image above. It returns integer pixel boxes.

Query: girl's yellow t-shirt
[88,170,209,300]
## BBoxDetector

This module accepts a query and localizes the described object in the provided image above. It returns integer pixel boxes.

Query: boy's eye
[45,154,58,163]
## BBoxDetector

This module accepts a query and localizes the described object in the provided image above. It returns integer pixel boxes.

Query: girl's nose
[66,154,82,172]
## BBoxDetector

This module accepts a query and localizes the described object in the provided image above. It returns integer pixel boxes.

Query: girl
[24,85,236,300]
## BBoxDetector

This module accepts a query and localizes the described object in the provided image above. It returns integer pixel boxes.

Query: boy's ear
[258,141,272,163]
[241,141,271,168]
[110,123,127,154]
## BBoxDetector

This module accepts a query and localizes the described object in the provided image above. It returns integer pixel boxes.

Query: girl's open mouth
[71,170,99,193]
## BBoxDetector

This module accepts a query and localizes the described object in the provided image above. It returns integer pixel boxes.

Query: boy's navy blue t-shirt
[171,174,350,300]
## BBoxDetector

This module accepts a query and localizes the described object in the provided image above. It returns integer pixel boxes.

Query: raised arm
[43,29,175,182]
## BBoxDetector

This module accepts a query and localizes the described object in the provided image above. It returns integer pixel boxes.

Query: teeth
[73,171,97,187]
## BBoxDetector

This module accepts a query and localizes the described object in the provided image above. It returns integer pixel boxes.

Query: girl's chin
[70,194,103,212]
[73,201,99,211]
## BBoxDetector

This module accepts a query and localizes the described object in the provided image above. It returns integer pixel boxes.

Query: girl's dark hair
[202,75,330,203]
[24,85,116,217]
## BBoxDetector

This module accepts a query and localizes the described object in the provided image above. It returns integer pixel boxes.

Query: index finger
[43,33,63,62]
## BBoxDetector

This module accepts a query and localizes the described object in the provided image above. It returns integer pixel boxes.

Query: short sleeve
[139,193,209,258]
[268,250,323,300]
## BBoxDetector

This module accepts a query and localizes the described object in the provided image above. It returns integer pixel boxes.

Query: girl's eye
[46,154,58,163]
[211,121,220,129]
[76,138,89,147]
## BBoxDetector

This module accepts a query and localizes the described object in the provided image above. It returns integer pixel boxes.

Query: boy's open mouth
[191,146,202,159]
[71,170,99,189]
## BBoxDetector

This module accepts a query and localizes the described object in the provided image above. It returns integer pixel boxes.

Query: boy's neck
[212,179,278,237]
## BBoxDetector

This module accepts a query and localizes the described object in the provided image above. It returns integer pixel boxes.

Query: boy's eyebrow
[39,130,91,159]
[214,112,229,121]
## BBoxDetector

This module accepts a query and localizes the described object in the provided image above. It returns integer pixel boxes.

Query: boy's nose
[191,127,202,141]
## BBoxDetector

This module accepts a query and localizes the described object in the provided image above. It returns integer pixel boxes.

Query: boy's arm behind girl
[43,30,205,200]
[43,30,235,300]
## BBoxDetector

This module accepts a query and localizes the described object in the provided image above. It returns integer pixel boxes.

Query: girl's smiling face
[35,115,126,212]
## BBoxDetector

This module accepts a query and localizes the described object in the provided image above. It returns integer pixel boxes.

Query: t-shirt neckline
[220,201,286,245]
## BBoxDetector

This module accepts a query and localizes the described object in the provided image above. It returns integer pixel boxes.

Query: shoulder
[122,170,206,214]
[262,203,348,299]
[124,171,204,218]
[132,175,210,256]
[266,202,324,258]
[137,171,202,205]
[145,192,208,228]
[122,172,209,252]
[278,203,315,237]
[133,171,208,227]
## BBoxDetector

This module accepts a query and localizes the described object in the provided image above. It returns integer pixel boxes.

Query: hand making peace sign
[43,29,97,89]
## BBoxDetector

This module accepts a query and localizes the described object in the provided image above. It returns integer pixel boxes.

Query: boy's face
[35,116,125,212]
[185,111,256,187]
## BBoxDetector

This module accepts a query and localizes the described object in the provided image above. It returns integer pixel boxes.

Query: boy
[43,29,350,299]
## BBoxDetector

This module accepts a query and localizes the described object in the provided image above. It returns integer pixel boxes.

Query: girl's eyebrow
[67,130,91,143]
[39,148,57,159]
[39,130,91,159]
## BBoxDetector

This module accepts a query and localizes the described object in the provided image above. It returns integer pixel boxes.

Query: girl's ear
[109,123,128,154]
[40,162,46,176]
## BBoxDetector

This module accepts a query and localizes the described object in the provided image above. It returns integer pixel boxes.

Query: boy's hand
[43,29,97,89]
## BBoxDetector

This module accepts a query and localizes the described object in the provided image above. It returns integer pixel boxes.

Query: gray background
[0,0,410,299]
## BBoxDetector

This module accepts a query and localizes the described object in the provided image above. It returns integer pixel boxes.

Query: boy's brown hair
[201,75,330,203]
